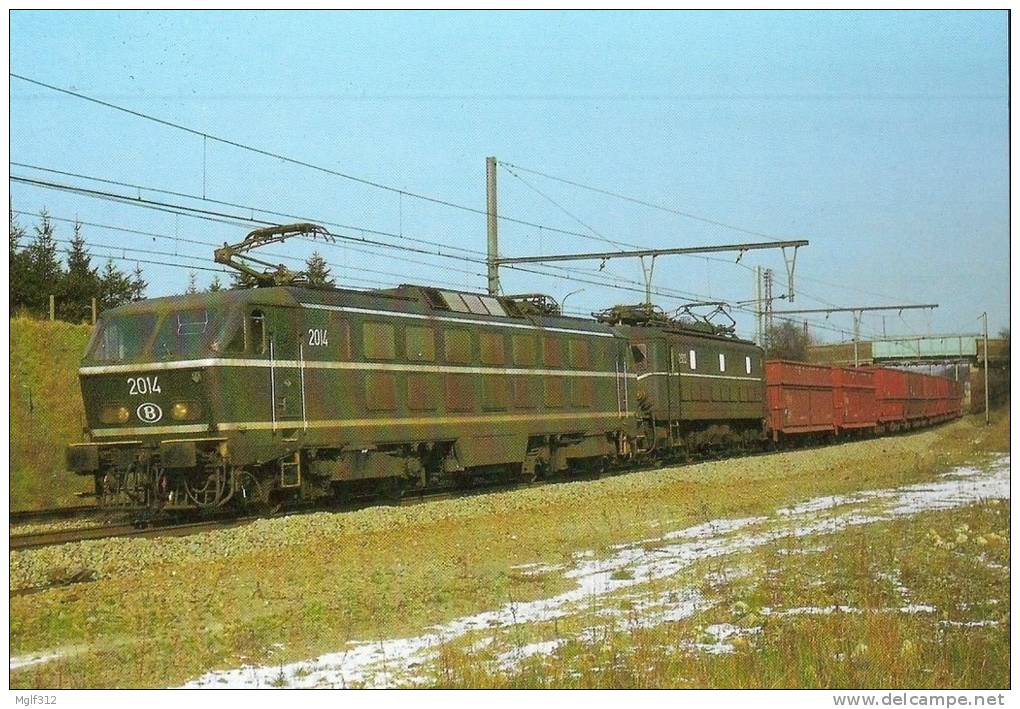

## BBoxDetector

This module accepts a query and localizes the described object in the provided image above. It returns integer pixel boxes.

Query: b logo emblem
[137,403,163,423]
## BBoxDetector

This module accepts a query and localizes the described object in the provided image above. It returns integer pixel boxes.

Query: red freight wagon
[951,378,963,417]
[934,376,951,418]
[868,367,910,429]
[922,375,941,418]
[765,361,836,439]
[904,372,928,421]
[940,377,964,420]
[832,367,877,432]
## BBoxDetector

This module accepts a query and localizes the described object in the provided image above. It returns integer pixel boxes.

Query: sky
[9,10,1010,342]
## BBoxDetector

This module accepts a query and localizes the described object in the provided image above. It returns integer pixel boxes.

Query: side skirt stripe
[217,411,624,432]
[91,412,625,437]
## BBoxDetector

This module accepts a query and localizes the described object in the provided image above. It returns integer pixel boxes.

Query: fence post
[49,295,55,321]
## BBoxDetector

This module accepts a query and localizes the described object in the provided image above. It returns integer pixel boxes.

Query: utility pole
[755,265,763,347]
[486,156,500,295]
[772,304,939,367]
[981,311,989,425]
[496,239,808,307]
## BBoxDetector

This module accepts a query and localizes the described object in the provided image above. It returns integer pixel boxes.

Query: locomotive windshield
[87,308,227,362]
[87,313,159,362]
[151,308,223,359]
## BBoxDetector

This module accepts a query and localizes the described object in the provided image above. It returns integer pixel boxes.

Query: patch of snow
[899,604,936,614]
[939,619,999,628]
[182,454,1009,689]
[777,544,828,556]
[468,636,495,652]
[497,639,565,670]
[511,562,564,575]
[685,623,762,655]
[10,653,63,671]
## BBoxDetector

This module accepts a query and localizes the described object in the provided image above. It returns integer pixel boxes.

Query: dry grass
[431,501,1009,688]
[9,411,1009,688]
[10,316,93,510]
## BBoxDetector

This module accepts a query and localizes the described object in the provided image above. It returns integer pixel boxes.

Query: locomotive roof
[100,283,621,337]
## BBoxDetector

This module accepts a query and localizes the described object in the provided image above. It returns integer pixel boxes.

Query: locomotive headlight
[171,401,201,421]
[100,405,131,424]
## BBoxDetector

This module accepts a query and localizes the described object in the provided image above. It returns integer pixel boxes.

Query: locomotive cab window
[718,353,726,372]
[631,344,647,369]
[689,349,697,370]
[87,313,158,362]
[745,355,752,374]
[221,310,245,354]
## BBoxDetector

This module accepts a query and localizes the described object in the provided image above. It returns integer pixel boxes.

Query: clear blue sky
[10,10,1009,341]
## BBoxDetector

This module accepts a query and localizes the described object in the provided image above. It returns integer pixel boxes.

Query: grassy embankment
[438,495,1009,688]
[10,317,93,510]
[10,408,1008,689]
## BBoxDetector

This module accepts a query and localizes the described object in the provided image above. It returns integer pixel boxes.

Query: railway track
[9,516,265,552]
[7,478,540,552]
[9,505,99,525]
[7,422,945,554]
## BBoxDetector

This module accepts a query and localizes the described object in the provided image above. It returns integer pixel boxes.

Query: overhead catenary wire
[500,163,635,251]
[10,191,862,341]
[501,159,923,310]
[10,174,719,303]
[11,175,859,340]
[498,159,802,242]
[14,238,419,292]
[10,210,488,292]
[10,164,711,300]
[11,73,657,246]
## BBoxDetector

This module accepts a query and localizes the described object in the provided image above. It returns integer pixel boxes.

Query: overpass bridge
[807,335,1007,368]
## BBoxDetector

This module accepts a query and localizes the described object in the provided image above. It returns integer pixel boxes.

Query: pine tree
[207,275,223,292]
[129,263,147,301]
[57,221,101,322]
[305,251,335,288]
[9,208,30,315]
[185,271,199,294]
[23,210,62,315]
[98,259,134,310]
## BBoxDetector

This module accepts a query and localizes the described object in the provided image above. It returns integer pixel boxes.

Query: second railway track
[7,478,547,552]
